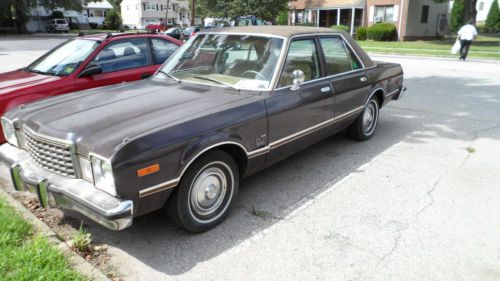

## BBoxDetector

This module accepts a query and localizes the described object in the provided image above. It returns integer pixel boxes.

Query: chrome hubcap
[190,167,227,216]
[362,101,377,135]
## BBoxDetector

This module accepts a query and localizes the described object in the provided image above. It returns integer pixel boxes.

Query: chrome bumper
[0,144,133,230]
[395,85,407,100]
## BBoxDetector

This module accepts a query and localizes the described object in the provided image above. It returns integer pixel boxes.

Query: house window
[145,3,154,11]
[94,10,104,17]
[421,5,429,23]
[374,5,394,22]
[478,1,484,11]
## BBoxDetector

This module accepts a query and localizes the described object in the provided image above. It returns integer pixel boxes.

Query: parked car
[0,26,405,233]
[180,26,201,41]
[0,32,182,143]
[164,27,184,40]
[46,19,70,33]
[146,22,169,32]
[235,15,266,26]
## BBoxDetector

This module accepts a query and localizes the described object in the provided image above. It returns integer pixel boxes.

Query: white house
[25,0,113,32]
[120,0,191,29]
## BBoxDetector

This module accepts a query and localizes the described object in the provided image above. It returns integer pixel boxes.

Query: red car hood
[0,70,61,95]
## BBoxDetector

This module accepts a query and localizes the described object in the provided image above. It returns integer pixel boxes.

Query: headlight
[91,156,116,196]
[1,117,19,147]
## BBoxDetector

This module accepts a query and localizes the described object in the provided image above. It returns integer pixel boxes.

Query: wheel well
[373,89,385,108]
[202,144,248,178]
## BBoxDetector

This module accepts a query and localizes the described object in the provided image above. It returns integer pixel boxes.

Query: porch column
[337,9,340,26]
[316,9,320,27]
[350,7,355,35]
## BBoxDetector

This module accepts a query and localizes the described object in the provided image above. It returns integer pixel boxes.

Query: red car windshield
[25,39,100,76]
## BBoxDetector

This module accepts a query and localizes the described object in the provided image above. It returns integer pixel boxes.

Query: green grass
[0,196,86,281]
[357,34,500,59]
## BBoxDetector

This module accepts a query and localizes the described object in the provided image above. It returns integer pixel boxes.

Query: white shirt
[458,24,478,41]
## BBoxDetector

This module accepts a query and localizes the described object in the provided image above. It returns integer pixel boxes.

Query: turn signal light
[137,164,160,177]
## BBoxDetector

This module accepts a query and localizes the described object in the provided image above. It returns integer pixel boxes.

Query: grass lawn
[357,34,500,60]
[0,196,85,281]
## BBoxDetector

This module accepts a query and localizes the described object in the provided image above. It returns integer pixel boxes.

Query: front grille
[23,129,76,178]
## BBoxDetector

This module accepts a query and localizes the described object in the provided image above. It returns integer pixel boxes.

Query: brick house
[289,0,449,40]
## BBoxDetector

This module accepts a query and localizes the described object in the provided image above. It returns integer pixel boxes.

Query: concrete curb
[368,52,500,63]
[0,186,110,281]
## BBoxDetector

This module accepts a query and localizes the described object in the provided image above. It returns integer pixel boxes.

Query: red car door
[74,37,157,91]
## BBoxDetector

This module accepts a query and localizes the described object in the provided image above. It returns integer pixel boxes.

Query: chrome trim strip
[139,178,179,198]
[384,88,400,97]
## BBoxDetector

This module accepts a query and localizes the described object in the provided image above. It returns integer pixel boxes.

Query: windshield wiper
[22,68,53,76]
[157,70,180,82]
[193,75,240,91]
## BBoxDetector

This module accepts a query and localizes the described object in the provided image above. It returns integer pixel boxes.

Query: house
[289,0,449,41]
[25,0,113,32]
[120,0,191,29]
[83,0,114,25]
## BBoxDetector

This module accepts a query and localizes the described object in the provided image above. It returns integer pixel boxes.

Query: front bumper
[0,144,133,230]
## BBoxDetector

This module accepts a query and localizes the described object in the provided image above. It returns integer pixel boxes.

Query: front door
[265,37,334,165]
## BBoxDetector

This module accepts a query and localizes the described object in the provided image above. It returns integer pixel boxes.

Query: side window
[92,38,149,73]
[150,38,179,64]
[278,39,321,88]
[320,37,361,75]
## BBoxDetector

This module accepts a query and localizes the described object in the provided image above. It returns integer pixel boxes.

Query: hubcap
[362,101,377,135]
[190,166,227,216]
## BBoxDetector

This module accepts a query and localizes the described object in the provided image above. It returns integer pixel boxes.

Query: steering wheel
[242,70,266,80]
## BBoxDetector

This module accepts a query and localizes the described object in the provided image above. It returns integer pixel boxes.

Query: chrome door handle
[360,76,368,82]
[321,87,332,93]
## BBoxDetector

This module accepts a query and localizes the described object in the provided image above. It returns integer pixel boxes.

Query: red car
[0,32,182,142]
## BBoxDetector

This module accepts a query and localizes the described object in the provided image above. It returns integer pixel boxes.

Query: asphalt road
[1,35,500,281]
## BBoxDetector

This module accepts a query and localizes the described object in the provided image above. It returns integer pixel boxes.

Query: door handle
[360,76,368,82]
[321,87,332,94]
[141,73,152,79]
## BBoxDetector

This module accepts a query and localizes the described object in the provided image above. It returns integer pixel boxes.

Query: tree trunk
[464,0,477,24]
[14,6,28,34]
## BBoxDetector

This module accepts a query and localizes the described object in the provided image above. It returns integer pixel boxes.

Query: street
[1,35,500,281]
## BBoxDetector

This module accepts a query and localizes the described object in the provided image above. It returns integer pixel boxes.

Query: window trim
[273,34,367,92]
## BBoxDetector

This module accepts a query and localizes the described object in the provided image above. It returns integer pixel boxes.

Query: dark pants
[460,40,472,60]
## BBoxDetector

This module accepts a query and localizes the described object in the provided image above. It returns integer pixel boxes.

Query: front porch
[291,7,364,36]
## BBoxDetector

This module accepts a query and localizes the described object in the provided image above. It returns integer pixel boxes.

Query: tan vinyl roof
[203,26,343,39]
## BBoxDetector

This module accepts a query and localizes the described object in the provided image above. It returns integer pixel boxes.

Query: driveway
[1,36,499,280]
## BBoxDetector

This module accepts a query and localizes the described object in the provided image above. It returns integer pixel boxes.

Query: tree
[276,9,288,25]
[450,0,465,32]
[105,10,122,29]
[485,0,500,32]
[194,0,289,24]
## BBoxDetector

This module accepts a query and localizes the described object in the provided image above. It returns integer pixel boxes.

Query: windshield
[26,39,100,76]
[158,34,284,90]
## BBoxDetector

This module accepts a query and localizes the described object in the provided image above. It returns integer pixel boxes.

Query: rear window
[56,20,67,24]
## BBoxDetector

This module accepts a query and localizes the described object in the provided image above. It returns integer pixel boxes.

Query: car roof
[75,32,182,44]
[202,26,342,39]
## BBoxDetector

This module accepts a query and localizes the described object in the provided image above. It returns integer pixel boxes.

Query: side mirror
[78,64,102,78]
[290,70,305,91]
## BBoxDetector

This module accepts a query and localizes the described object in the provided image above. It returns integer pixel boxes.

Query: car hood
[0,70,61,95]
[13,79,256,156]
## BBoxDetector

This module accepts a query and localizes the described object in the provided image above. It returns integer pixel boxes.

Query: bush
[331,24,349,32]
[367,22,398,41]
[276,10,288,25]
[49,11,64,19]
[89,22,98,29]
[105,10,122,30]
[485,0,500,32]
[450,0,465,32]
[69,22,79,30]
[99,24,109,30]
[356,26,367,40]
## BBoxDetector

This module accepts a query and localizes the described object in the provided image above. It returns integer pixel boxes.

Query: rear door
[74,37,157,90]
[318,36,370,119]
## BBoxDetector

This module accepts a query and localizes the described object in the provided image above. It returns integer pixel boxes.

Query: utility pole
[191,0,195,26]
[165,0,170,27]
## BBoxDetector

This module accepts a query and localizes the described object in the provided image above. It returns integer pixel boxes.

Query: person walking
[457,20,478,61]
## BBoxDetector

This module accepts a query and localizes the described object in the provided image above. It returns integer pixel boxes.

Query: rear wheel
[348,96,379,141]
[166,150,239,233]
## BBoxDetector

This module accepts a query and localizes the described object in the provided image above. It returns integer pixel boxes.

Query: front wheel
[348,97,379,141]
[166,150,239,233]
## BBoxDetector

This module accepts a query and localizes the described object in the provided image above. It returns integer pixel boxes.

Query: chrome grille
[23,129,76,178]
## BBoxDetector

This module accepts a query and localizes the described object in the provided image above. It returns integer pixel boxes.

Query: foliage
[276,10,288,25]
[366,23,398,41]
[195,0,289,24]
[0,197,85,281]
[450,0,465,32]
[49,11,65,19]
[331,24,349,32]
[72,223,92,253]
[356,26,367,41]
[105,10,122,30]
[485,0,500,32]
[89,22,98,29]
